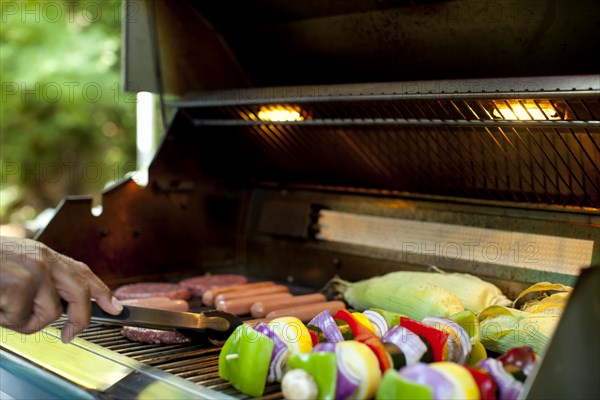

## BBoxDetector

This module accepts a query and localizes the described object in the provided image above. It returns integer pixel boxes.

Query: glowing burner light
[257,105,304,122]
[492,100,561,120]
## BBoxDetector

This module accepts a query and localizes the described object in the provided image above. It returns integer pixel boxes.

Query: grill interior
[179,91,600,209]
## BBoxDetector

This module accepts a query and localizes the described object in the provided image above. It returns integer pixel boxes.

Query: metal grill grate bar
[51,320,282,399]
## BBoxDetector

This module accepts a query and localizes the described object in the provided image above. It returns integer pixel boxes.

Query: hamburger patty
[121,326,191,345]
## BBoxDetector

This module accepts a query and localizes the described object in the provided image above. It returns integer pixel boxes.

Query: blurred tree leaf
[1,0,136,223]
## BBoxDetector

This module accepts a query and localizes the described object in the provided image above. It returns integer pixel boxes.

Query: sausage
[214,285,289,303]
[120,296,189,312]
[250,293,327,318]
[264,301,346,323]
[180,274,248,297]
[114,283,191,300]
[215,292,293,315]
[202,281,276,306]
[243,318,273,328]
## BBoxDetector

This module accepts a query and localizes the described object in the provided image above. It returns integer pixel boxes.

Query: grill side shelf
[0,323,238,399]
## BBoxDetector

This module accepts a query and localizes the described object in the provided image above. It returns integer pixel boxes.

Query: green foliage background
[1,0,136,224]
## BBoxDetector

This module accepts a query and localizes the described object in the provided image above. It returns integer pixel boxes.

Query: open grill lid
[124,0,600,95]
[121,0,600,210]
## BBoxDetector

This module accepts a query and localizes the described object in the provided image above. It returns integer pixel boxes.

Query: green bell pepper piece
[371,308,406,328]
[218,324,274,397]
[288,352,337,400]
[376,369,434,400]
[306,324,328,343]
[467,341,488,367]
[334,319,355,340]
[449,310,481,345]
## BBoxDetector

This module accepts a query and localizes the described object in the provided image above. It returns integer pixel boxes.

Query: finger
[59,283,91,343]
[19,277,62,334]
[48,259,91,343]
[62,257,122,316]
[60,321,77,344]
[0,261,38,330]
[2,249,61,334]
[61,300,88,343]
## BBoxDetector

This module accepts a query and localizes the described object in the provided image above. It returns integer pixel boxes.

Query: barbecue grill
[1,0,599,399]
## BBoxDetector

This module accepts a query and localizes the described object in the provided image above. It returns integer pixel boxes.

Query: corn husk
[341,276,465,321]
[363,271,510,312]
[513,282,572,315]
[332,270,511,321]
[414,270,512,312]
[478,305,561,355]
[521,292,570,315]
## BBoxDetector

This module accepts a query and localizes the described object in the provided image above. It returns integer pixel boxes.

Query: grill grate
[50,320,283,399]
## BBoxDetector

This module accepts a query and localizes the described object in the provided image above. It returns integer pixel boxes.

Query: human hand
[0,236,122,343]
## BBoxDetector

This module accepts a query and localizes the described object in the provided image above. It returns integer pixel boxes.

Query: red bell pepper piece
[464,365,497,400]
[308,327,320,346]
[334,309,392,372]
[399,317,449,362]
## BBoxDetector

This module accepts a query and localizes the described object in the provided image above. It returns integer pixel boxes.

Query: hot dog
[250,293,327,318]
[202,281,276,306]
[120,297,189,312]
[243,318,273,328]
[214,285,289,303]
[215,292,293,315]
[264,300,346,323]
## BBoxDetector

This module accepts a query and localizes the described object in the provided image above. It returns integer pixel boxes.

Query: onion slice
[479,358,523,400]
[423,316,472,364]
[382,326,428,366]
[313,342,336,353]
[312,342,359,400]
[308,310,344,343]
[281,369,318,400]
[399,363,455,399]
[254,322,288,382]
[362,310,389,337]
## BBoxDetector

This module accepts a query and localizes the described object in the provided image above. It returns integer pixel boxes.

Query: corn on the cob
[383,271,511,313]
[478,305,560,355]
[520,292,570,315]
[332,270,510,321]
[513,282,572,315]
[333,275,465,321]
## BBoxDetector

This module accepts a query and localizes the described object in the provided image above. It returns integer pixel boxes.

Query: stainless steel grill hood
[124,0,600,95]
